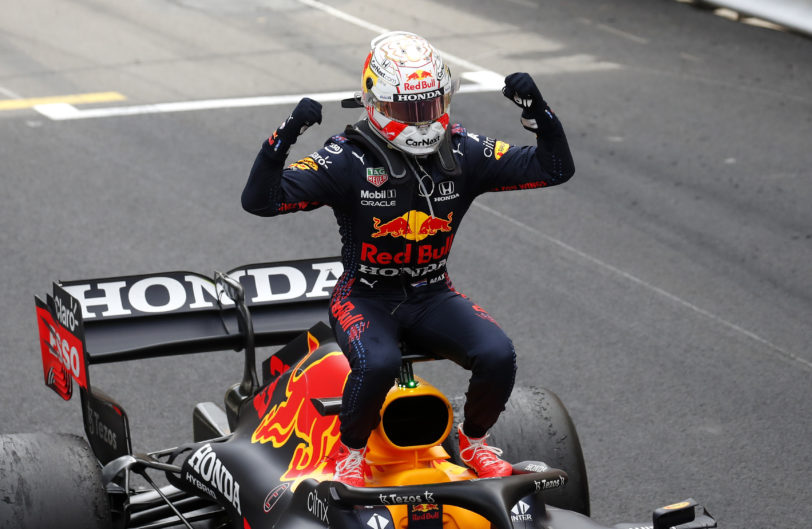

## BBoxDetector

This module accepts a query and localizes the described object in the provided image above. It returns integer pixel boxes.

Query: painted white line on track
[33,81,504,121]
[296,0,389,35]
[474,202,812,372]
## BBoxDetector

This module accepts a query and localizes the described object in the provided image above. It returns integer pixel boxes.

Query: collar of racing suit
[343,119,461,181]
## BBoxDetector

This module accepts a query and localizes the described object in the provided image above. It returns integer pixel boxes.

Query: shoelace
[335,449,366,480]
[460,437,504,469]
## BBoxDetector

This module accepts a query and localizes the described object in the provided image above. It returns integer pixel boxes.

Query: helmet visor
[371,82,457,125]
[376,97,446,124]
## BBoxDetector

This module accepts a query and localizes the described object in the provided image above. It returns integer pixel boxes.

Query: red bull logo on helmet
[406,70,433,82]
[371,211,453,241]
[252,333,348,486]
[404,70,436,90]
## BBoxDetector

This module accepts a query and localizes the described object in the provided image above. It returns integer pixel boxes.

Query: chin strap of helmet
[434,125,461,178]
[343,119,461,181]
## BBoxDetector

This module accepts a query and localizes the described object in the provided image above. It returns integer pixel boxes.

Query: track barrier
[699,0,812,36]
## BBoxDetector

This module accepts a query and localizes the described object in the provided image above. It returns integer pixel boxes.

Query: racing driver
[241,31,575,487]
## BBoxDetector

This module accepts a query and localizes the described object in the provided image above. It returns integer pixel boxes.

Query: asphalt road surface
[2,0,810,527]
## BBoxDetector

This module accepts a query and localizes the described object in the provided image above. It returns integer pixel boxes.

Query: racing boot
[458,424,513,478]
[331,441,370,487]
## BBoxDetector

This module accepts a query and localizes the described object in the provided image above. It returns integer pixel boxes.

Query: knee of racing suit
[463,334,517,438]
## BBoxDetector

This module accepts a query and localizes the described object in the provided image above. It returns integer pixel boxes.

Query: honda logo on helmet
[393,89,443,102]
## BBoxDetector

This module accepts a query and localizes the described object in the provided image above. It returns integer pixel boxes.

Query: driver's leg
[406,285,516,477]
[329,294,402,485]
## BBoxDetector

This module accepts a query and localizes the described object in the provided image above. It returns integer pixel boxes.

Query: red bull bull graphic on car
[371,211,453,241]
[251,332,348,486]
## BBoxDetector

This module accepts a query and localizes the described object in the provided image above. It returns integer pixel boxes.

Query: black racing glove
[245,98,323,214]
[269,97,323,154]
[502,72,550,134]
[503,72,574,180]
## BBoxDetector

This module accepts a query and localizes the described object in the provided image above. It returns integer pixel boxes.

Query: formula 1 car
[2,257,716,529]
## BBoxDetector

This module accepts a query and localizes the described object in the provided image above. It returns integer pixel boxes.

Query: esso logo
[50,328,81,379]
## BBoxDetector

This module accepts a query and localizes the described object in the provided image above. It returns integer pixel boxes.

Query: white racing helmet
[361,31,459,156]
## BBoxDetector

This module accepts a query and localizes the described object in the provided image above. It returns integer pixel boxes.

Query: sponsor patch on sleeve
[494,141,510,160]
[288,157,320,171]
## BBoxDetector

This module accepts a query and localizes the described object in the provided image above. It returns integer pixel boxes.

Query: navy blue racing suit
[242,115,574,449]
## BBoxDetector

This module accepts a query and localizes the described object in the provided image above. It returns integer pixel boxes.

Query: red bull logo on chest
[371,211,453,242]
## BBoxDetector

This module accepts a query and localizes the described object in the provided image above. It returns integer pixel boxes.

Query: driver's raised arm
[242,98,342,216]
[466,73,575,194]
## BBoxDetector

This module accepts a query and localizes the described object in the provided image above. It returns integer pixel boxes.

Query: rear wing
[34,256,342,465]
[35,257,342,396]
